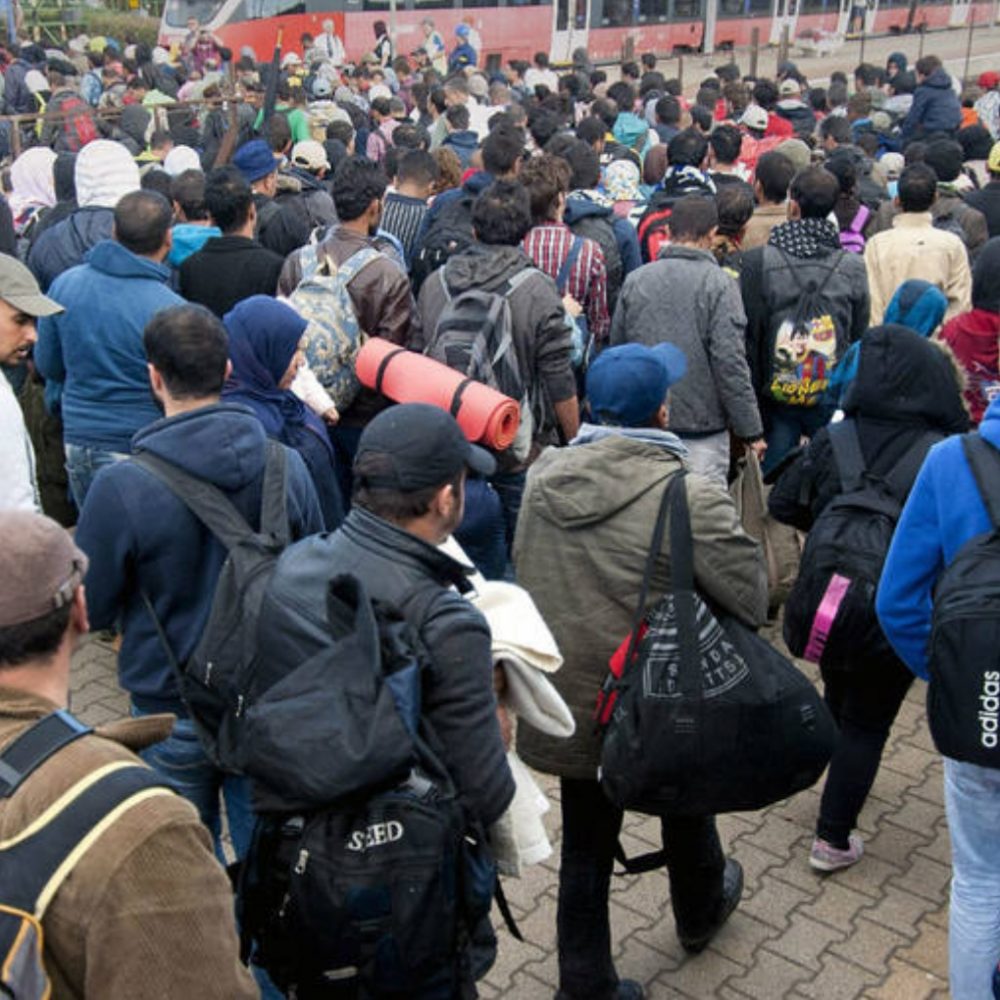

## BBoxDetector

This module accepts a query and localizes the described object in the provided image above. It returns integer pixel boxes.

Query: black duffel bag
[598,472,836,817]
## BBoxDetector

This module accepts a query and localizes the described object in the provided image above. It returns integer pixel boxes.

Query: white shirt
[315,31,345,66]
[0,372,39,511]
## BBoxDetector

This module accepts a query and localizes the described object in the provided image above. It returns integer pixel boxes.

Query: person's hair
[689,105,713,133]
[663,77,682,97]
[590,69,607,87]
[443,75,469,100]
[143,305,229,399]
[723,80,751,116]
[327,119,355,147]
[0,604,73,668]
[170,168,208,221]
[755,150,795,202]
[856,132,879,158]
[204,165,253,234]
[695,85,718,110]
[490,80,512,105]
[898,162,939,211]
[397,148,439,187]
[890,70,916,95]
[620,60,639,80]
[827,81,848,108]
[915,55,942,78]
[655,95,681,125]
[824,150,857,195]
[429,86,448,115]
[808,86,827,113]
[958,124,994,163]
[534,51,550,69]
[431,146,462,192]
[903,139,927,163]
[639,71,665,97]
[265,112,292,154]
[715,63,740,84]
[518,152,571,223]
[575,115,605,146]
[591,98,618,131]
[752,78,778,110]
[392,122,429,151]
[854,62,880,87]
[830,70,848,86]
[667,128,708,168]
[709,123,742,165]
[788,165,839,218]
[114,190,172,255]
[641,52,657,70]
[471,179,532,245]
[353,452,462,523]
[847,91,872,119]
[667,195,718,240]
[606,80,635,112]
[445,103,470,131]
[140,169,172,199]
[819,115,851,144]
[562,138,601,189]
[923,139,963,183]
[528,108,561,149]
[481,125,523,176]
[332,156,388,221]
[716,182,755,238]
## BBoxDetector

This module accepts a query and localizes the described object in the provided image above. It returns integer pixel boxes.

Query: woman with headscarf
[222,297,344,530]
[8,146,56,243]
[27,152,76,251]
[770,325,970,873]
[939,237,1000,425]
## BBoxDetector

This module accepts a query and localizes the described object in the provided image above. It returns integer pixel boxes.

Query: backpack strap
[848,205,870,234]
[298,242,320,283]
[961,434,1000,529]
[882,431,940,502]
[335,246,382,285]
[555,237,584,296]
[0,711,91,799]
[828,420,866,493]
[503,266,540,298]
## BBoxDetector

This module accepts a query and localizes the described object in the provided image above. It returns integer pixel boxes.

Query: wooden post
[677,52,684,90]
[918,23,926,59]
[749,26,759,78]
[11,117,21,159]
[962,4,975,84]
[778,23,789,70]
[858,22,865,65]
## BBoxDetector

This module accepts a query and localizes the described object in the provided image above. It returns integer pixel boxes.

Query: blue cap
[455,23,470,36]
[586,343,687,426]
[232,139,280,184]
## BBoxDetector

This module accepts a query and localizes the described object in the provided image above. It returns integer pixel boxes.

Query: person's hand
[322,405,340,426]
[562,293,582,319]
[747,438,767,463]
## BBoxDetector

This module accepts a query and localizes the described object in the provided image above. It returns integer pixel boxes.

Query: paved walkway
[71,631,951,999]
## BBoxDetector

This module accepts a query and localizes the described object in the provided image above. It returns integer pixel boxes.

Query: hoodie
[35,240,184,450]
[901,68,962,142]
[441,128,479,169]
[167,222,223,267]
[74,405,324,712]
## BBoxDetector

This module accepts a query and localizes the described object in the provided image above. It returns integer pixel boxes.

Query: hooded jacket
[964,177,1000,239]
[775,98,816,139]
[610,244,762,439]
[74,404,324,713]
[939,237,1000,423]
[35,240,184,450]
[901,68,962,142]
[441,128,479,169]
[514,429,767,778]
[167,221,222,267]
[769,324,970,530]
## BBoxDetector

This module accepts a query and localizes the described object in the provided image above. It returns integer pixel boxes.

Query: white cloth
[8,147,56,219]
[0,374,39,512]
[74,140,141,209]
[163,145,202,177]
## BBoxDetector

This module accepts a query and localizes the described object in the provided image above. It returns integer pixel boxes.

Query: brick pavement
[70,632,951,999]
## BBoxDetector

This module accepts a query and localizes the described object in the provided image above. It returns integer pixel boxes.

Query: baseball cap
[232,139,281,183]
[0,254,63,318]
[586,343,687,427]
[779,78,801,97]
[979,70,1000,90]
[740,104,769,131]
[989,141,1000,174]
[355,403,496,491]
[291,139,330,172]
[0,512,88,628]
[455,23,470,36]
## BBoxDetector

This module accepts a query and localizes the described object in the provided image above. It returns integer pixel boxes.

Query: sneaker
[677,857,744,954]
[555,979,644,1000]
[809,834,864,873]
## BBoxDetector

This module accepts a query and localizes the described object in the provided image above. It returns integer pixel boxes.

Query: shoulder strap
[336,246,382,284]
[0,712,91,799]
[555,236,584,296]
[848,205,870,234]
[504,266,539,299]
[298,241,320,282]
[961,434,1000,529]
[666,471,701,700]
[828,420,866,492]
[883,431,939,501]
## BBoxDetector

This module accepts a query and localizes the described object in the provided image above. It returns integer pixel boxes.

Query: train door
[949,0,971,27]
[551,0,590,62]
[769,0,799,43]
[836,0,852,34]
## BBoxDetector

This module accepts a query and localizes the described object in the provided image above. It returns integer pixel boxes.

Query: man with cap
[514,342,767,1000]
[0,254,62,511]
[448,23,477,74]
[774,78,816,140]
[279,139,337,231]
[273,401,515,997]
[0,509,259,998]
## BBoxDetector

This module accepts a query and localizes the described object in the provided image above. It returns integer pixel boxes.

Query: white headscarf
[74,140,141,208]
[8,147,57,220]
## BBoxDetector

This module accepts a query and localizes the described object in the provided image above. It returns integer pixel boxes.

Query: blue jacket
[167,222,222,267]
[900,68,961,142]
[27,206,114,292]
[876,397,1000,678]
[75,404,324,714]
[441,129,479,169]
[36,240,184,451]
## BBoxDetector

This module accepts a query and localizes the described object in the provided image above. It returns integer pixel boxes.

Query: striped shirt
[521,222,611,341]
[380,192,428,267]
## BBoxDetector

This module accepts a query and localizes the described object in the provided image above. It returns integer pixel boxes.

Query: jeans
[134,711,255,863]
[762,404,832,476]
[455,476,507,580]
[816,657,914,848]
[943,756,1000,1000]
[678,430,730,487]
[557,778,725,998]
[64,442,129,510]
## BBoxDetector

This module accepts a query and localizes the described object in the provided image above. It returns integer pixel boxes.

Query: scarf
[767,217,841,258]
[9,147,56,222]
[571,422,689,458]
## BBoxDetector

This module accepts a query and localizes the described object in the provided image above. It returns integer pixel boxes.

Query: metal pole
[918,23,925,58]
[703,0,717,58]
[778,23,789,69]
[750,25,759,77]
[677,52,684,90]
[858,22,865,65]
[962,3,975,84]
[389,0,397,62]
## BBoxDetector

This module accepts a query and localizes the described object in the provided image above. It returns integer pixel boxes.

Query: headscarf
[8,147,56,221]
[884,279,949,336]
[603,159,641,202]
[972,237,1000,313]
[74,139,140,208]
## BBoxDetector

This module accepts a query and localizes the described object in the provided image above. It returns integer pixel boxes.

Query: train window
[718,0,769,14]
[798,0,833,14]
[639,0,669,22]
[601,0,635,25]
[411,0,456,8]
[231,0,305,17]
[671,0,701,17]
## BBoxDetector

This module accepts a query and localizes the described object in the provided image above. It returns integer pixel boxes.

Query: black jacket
[179,235,284,317]
[253,192,311,259]
[27,206,114,292]
[302,507,515,827]
[965,180,1000,240]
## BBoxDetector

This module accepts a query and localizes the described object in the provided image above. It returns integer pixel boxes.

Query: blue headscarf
[884,279,949,337]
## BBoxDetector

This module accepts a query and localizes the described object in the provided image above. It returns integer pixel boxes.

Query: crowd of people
[0,24,999,1000]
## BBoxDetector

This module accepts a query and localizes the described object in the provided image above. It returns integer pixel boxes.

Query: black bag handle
[828,420,866,493]
[961,434,1000,529]
[666,472,702,700]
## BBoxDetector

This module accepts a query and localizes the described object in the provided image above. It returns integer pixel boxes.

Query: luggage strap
[961,434,1000,529]
[829,420,938,501]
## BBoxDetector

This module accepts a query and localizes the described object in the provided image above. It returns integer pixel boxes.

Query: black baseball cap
[355,403,496,491]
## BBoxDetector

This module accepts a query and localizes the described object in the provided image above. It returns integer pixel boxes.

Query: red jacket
[939,307,1000,424]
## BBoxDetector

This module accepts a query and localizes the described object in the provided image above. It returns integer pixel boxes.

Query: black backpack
[235,545,500,996]
[133,441,290,772]
[567,213,623,316]
[410,193,476,296]
[635,191,678,265]
[927,434,1000,769]
[597,472,836,818]
[783,422,937,672]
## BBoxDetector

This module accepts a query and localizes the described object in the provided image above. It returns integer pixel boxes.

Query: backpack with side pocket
[0,711,171,1000]
[927,434,1000,769]
[132,440,291,772]
[839,205,870,253]
[555,235,591,370]
[635,192,676,265]
[54,93,98,153]
[424,264,537,462]
[289,243,381,412]
[783,421,938,672]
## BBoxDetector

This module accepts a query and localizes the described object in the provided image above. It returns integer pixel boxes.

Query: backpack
[783,422,937,672]
[595,472,836,819]
[410,192,476,296]
[0,711,170,1000]
[556,235,591,370]
[289,243,381,411]
[424,264,536,462]
[567,212,623,316]
[763,247,845,408]
[927,435,1000,769]
[636,192,676,264]
[839,205,870,253]
[132,441,290,772]
[235,556,500,996]
[55,93,98,153]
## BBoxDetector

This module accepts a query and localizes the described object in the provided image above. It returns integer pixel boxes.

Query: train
[158,0,995,74]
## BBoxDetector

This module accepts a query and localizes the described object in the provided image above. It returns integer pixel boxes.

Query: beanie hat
[163,144,203,176]
[74,139,141,208]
